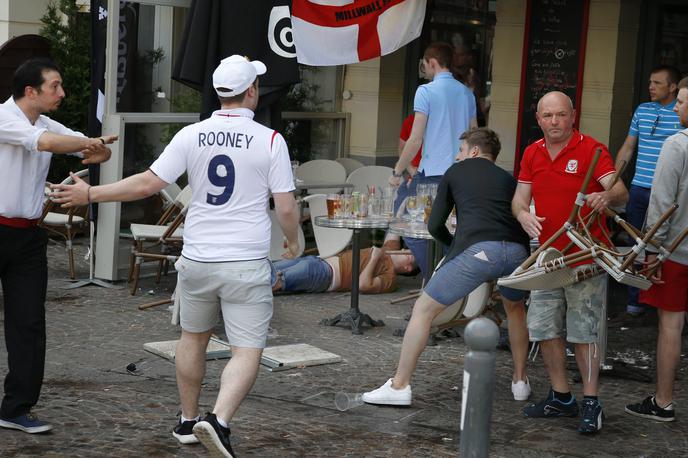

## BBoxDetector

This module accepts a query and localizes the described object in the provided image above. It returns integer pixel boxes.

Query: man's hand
[388,174,402,187]
[50,172,90,208]
[517,210,545,239]
[282,239,300,259]
[81,135,118,165]
[585,191,611,213]
[644,253,664,284]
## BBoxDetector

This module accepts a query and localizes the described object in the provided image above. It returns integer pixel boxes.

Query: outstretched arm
[50,169,167,208]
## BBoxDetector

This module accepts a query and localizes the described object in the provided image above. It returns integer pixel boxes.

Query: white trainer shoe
[361,378,412,406]
[511,377,532,401]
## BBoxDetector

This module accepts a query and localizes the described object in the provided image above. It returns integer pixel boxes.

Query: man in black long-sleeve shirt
[362,128,533,405]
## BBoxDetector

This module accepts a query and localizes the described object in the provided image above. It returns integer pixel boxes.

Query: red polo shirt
[518,130,616,253]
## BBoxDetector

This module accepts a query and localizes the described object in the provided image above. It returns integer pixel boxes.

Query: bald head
[536,91,573,113]
[535,91,576,146]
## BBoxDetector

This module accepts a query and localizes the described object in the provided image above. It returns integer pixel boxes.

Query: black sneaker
[625,396,675,422]
[578,398,604,434]
[193,413,236,458]
[172,417,200,444]
[523,389,579,418]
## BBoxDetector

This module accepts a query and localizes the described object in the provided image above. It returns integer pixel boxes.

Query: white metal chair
[345,165,394,194]
[269,209,306,261]
[294,159,347,194]
[335,157,365,176]
[127,185,192,294]
[129,204,186,295]
[429,282,494,334]
[302,194,353,258]
[159,182,182,209]
[39,169,90,279]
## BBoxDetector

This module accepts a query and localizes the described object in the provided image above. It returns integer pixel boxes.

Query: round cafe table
[313,215,392,334]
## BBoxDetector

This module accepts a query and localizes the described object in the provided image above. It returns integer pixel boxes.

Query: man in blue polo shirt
[614,65,682,318]
[389,41,477,277]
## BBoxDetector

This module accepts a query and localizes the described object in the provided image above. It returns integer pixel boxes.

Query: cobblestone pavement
[0,239,686,457]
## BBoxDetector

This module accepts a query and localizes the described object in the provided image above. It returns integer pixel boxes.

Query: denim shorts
[272,256,332,293]
[527,272,607,343]
[175,256,273,348]
[424,241,528,306]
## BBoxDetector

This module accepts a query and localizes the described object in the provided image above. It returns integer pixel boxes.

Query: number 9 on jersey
[207,154,235,206]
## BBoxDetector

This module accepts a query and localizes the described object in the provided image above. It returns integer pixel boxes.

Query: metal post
[460,317,499,458]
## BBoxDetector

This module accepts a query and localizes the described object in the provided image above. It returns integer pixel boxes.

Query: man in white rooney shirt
[52,55,301,458]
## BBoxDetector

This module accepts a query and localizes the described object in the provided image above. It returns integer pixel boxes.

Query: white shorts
[175,256,273,348]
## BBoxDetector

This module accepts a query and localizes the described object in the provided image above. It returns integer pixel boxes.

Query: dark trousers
[625,185,651,313]
[0,225,48,418]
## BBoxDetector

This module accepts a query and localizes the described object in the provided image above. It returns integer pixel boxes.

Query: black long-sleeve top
[427,157,530,263]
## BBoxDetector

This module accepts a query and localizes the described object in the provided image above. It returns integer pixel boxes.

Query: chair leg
[130,256,142,295]
[128,242,138,282]
[67,239,75,280]
[155,260,163,283]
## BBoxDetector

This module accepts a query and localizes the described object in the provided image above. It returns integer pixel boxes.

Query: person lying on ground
[272,246,417,295]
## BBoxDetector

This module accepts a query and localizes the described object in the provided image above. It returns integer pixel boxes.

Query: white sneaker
[511,377,531,401]
[361,378,412,406]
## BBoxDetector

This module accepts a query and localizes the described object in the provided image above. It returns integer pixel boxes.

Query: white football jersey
[150,108,294,262]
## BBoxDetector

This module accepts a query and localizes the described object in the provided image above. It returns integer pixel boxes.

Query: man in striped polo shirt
[614,65,682,318]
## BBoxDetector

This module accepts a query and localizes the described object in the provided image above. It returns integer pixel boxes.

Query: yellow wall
[0,0,52,44]
[340,47,406,165]
[489,0,527,172]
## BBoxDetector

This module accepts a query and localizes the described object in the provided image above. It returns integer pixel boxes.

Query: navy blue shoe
[579,398,604,433]
[0,413,52,434]
[523,389,579,418]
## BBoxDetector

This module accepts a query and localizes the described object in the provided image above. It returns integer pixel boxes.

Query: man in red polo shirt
[512,91,628,434]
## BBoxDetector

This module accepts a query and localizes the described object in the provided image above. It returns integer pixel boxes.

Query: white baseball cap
[212,55,267,97]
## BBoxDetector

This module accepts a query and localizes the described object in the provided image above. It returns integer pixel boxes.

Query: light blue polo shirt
[628,100,681,188]
[414,72,476,177]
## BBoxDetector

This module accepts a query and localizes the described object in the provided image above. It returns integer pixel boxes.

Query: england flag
[291,0,427,66]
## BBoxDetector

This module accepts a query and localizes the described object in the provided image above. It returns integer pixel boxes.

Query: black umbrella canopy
[173,0,300,123]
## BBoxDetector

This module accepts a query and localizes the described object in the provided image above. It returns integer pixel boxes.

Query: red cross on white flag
[291,0,427,66]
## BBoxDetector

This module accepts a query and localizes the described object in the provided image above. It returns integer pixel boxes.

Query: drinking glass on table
[326,194,340,219]
[406,195,421,222]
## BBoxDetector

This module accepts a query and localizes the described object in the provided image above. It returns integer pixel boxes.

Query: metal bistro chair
[39,169,90,279]
[294,159,347,195]
[335,157,365,176]
[129,204,187,295]
[127,186,191,295]
[345,165,394,194]
[302,194,352,258]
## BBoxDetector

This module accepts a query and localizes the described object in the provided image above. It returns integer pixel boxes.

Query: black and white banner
[173,0,300,122]
[89,0,139,220]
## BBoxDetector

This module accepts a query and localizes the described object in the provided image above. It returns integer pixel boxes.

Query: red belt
[0,215,40,228]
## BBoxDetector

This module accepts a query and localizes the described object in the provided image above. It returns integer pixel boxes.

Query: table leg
[320,228,385,334]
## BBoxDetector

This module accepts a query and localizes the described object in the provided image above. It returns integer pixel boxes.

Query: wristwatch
[392,170,403,178]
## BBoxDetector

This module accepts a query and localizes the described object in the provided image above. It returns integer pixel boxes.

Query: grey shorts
[527,270,607,344]
[175,256,273,348]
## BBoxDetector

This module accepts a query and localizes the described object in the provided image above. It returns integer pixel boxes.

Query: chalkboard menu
[514,0,590,173]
